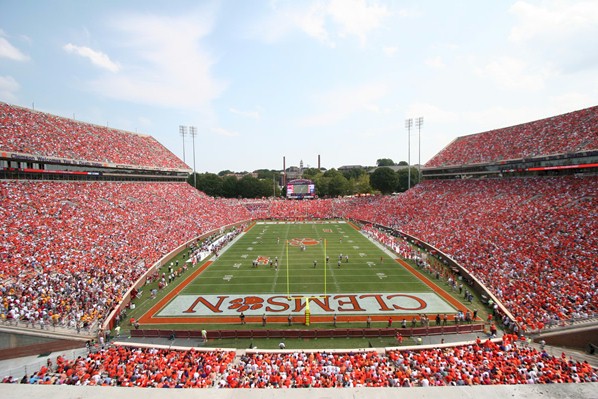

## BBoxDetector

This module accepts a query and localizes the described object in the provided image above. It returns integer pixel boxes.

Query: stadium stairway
[529,342,598,369]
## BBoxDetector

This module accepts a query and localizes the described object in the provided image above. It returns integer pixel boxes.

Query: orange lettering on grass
[266,296,291,312]
[334,294,366,312]
[309,296,333,312]
[386,294,426,311]
[359,294,393,311]
[183,296,228,313]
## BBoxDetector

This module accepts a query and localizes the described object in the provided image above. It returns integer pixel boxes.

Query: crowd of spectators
[3,335,595,387]
[339,176,597,331]
[1,100,596,391]
[1,346,235,387]
[1,175,594,336]
[231,197,337,220]
[0,181,251,329]
[425,105,598,167]
[0,102,188,170]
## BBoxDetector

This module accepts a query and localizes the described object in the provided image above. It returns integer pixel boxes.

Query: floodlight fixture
[405,118,413,190]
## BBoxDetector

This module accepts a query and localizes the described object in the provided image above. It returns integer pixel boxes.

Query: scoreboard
[286,179,315,199]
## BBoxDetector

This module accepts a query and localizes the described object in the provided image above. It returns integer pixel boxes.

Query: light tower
[405,118,413,190]
[416,117,424,183]
[179,125,188,164]
[189,126,197,189]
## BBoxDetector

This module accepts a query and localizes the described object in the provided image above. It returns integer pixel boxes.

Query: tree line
[187,158,421,198]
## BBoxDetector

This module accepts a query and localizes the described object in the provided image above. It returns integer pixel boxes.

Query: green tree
[218,169,233,176]
[352,173,372,194]
[195,173,223,196]
[187,172,197,189]
[221,175,238,198]
[341,167,364,180]
[236,175,260,198]
[314,175,330,197]
[302,168,321,179]
[396,167,421,192]
[254,169,280,181]
[328,173,350,197]
[370,167,399,194]
[257,178,278,197]
[376,158,395,167]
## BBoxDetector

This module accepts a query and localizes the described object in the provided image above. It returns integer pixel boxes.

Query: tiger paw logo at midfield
[256,256,270,265]
[228,296,264,312]
[289,238,320,247]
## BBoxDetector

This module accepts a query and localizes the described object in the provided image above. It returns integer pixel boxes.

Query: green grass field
[124,221,489,349]
[185,221,431,297]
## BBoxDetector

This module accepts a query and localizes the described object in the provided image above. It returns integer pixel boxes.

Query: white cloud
[87,9,227,111]
[0,75,20,102]
[64,43,120,72]
[383,46,398,56]
[0,36,29,61]
[251,0,390,46]
[137,116,152,129]
[327,0,390,45]
[363,103,381,113]
[509,0,598,42]
[508,1,598,72]
[547,92,597,112]
[212,127,239,137]
[300,82,388,126]
[405,102,459,125]
[297,2,333,46]
[230,107,261,120]
[475,56,552,91]
[425,56,445,69]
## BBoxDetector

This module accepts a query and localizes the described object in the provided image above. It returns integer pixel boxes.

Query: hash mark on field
[233,263,242,269]
[367,262,375,267]
[348,240,354,243]
[241,254,248,259]
[359,253,367,257]
[223,275,233,281]
[252,241,258,244]
[247,247,253,251]
[376,273,387,279]
[353,246,359,250]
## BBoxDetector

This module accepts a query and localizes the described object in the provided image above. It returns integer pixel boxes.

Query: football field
[140,221,465,325]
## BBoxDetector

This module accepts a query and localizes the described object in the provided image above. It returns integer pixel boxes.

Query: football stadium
[0,102,596,399]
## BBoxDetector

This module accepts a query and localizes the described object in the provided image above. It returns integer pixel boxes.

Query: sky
[1,1,597,173]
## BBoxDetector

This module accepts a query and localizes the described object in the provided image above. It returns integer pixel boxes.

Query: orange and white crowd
[1,102,597,389]
[0,102,187,170]
[3,335,595,387]
[0,181,251,329]
[339,176,597,331]
[2,176,595,334]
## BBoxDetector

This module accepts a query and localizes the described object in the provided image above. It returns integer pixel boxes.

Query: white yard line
[269,223,290,293]
[314,222,341,292]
